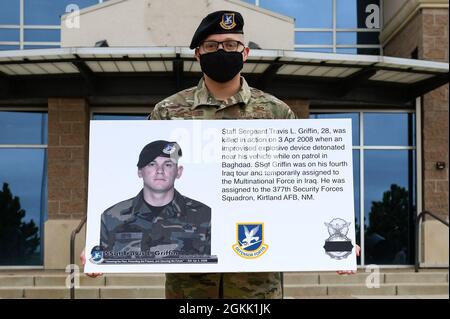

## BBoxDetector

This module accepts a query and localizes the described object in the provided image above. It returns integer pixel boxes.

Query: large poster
[84,119,357,273]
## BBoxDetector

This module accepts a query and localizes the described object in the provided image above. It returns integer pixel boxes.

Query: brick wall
[384,12,422,58]
[48,98,89,219]
[422,9,449,218]
[384,8,449,219]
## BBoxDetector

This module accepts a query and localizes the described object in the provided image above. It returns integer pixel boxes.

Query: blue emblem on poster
[232,223,268,259]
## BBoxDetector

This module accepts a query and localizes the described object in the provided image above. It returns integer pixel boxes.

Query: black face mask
[199,50,244,83]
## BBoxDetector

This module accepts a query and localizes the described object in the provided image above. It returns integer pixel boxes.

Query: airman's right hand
[80,248,103,278]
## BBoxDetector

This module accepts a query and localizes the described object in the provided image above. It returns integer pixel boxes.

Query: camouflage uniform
[150,77,295,299]
[151,77,295,120]
[100,189,211,257]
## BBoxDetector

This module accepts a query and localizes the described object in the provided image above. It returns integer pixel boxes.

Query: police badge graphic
[323,218,354,260]
[89,245,104,264]
[232,223,268,259]
[220,13,236,30]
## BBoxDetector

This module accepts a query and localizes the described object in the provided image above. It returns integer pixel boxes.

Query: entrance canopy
[0,47,448,106]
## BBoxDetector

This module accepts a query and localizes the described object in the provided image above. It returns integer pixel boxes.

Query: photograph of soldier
[99,140,212,260]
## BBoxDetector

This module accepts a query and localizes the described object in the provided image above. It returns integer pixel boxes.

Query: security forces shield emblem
[232,223,268,259]
[220,13,236,30]
[323,218,354,259]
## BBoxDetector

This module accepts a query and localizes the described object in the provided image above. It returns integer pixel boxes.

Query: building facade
[0,0,448,270]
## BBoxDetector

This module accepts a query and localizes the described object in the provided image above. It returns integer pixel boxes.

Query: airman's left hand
[336,244,360,275]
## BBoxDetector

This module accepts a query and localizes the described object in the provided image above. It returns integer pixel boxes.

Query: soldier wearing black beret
[189,11,244,49]
[150,10,296,300]
[137,140,182,168]
[98,140,211,262]
[83,9,358,299]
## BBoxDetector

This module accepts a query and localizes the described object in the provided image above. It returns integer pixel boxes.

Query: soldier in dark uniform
[100,140,211,259]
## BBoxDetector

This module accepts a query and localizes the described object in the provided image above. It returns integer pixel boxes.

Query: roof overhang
[0,47,448,107]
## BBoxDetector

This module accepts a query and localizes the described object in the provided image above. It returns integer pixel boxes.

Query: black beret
[137,140,182,168]
[190,10,244,49]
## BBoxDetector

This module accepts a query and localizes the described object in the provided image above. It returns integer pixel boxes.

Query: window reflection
[260,0,333,28]
[295,48,333,53]
[357,48,380,55]
[3,0,382,54]
[310,113,359,146]
[0,45,20,51]
[24,0,99,25]
[353,149,361,265]
[337,32,357,45]
[24,29,61,42]
[0,112,48,144]
[336,0,357,28]
[364,113,416,146]
[0,0,20,24]
[311,111,416,265]
[364,150,416,265]
[336,48,358,54]
[296,32,333,45]
[0,149,47,265]
[0,29,20,42]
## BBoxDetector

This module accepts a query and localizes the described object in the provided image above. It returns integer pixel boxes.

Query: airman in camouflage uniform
[100,140,211,259]
[100,189,211,258]
[150,10,296,299]
[151,77,295,121]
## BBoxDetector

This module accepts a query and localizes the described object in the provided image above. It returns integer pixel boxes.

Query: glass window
[0,0,20,24]
[24,45,60,49]
[240,0,256,4]
[356,32,379,45]
[0,45,20,51]
[260,0,333,28]
[352,149,361,265]
[357,48,380,55]
[0,149,47,265]
[0,110,48,266]
[311,111,416,266]
[295,32,333,45]
[336,32,357,45]
[0,111,48,144]
[295,47,333,53]
[24,0,99,25]
[337,32,379,46]
[24,29,61,42]
[336,48,357,54]
[0,28,20,42]
[364,150,416,265]
[310,112,359,146]
[336,0,357,28]
[364,113,415,146]
[92,114,148,120]
[255,0,381,55]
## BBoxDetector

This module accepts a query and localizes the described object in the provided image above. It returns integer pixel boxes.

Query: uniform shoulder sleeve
[250,87,297,119]
[263,92,297,119]
[100,198,134,248]
[149,87,196,120]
